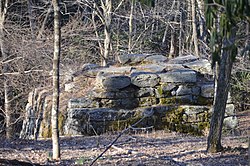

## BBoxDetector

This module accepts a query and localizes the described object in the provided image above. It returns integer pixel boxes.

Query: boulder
[158,69,197,83]
[131,72,160,87]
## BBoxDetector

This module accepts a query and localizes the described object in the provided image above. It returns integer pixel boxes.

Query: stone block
[160,95,193,105]
[176,85,192,96]
[118,54,149,64]
[223,116,238,129]
[225,104,235,116]
[183,59,212,75]
[159,69,197,83]
[96,74,131,90]
[143,55,167,64]
[201,83,214,98]
[139,97,158,107]
[131,72,160,87]
[155,84,176,98]
[68,98,99,109]
[167,54,198,64]
[136,64,165,73]
[135,88,155,97]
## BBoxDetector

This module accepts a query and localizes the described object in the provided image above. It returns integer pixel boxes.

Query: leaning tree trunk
[207,38,234,153]
[51,0,61,160]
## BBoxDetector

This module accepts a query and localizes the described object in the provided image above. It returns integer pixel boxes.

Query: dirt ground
[0,110,249,166]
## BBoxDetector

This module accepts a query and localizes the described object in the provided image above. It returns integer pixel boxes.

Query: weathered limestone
[118,53,149,64]
[167,55,198,64]
[201,83,214,98]
[158,69,197,83]
[20,54,237,138]
[143,54,168,64]
[131,72,160,87]
[183,59,212,75]
[96,74,131,90]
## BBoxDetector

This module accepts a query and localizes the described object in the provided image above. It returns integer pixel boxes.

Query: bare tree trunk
[178,2,183,56]
[52,0,61,160]
[207,38,234,153]
[102,0,112,66]
[169,28,175,58]
[191,0,199,57]
[128,0,134,53]
[27,0,36,39]
[0,0,12,139]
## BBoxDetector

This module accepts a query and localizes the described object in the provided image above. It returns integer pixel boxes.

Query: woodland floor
[0,110,249,166]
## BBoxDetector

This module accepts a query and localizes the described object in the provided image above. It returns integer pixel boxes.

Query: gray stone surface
[81,63,100,71]
[136,64,165,73]
[65,82,75,92]
[131,72,160,87]
[162,63,185,71]
[136,87,155,97]
[168,55,198,64]
[100,66,132,75]
[158,69,197,83]
[181,105,210,115]
[118,54,149,64]
[68,97,99,109]
[143,55,168,64]
[100,98,139,109]
[183,59,212,75]
[201,83,214,98]
[223,116,238,129]
[21,54,238,138]
[225,104,235,116]
[139,97,158,107]
[96,74,131,90]
[64,108,138,135]
[155,84,176,98]
[176,85,192,96]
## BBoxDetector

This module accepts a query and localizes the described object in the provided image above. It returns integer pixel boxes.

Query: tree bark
[51,0,61,160]
[0,0,12,139]
[128,0,134,53]
[207,39,234,153]
[102,0,112,66]
[191,0,199,57]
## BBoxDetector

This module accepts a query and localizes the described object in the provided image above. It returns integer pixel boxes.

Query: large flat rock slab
[96,73,131,90]
[168,55,198,64]
[183,59,212,75]
[118,54,149,64]
[143,55,168,64]
[158,69,197,83]
[131,72,160,87]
